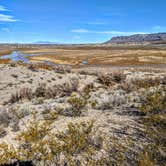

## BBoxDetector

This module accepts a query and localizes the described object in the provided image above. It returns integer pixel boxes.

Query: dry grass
[0,45,166,67]
[26,47,166,67]
[0,59,11,64]
[0,50,13,56]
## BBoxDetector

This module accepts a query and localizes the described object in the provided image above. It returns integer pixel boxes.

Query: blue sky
[0,0,165,43]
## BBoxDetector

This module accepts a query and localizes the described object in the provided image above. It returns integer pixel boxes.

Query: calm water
[0,51,89,65]
[0,51,37,63]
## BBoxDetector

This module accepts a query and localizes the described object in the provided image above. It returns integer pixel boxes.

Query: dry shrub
[54,65,71,74]
[0,110,146,165]
[139,87,166,165]
[116,82,135,93]
[19,88,33,100]
[45,78,79,99]
[44,86,59,99]
[9,62,17,67]
[26,62,71,72]
[35,83,47,98]
[67,85,91,116]
[116,75,166,93]
[0,112,102,165]
[27,62,55,71]
[56,121,99,155]
[68,94,88,116]
[9,92,20,104]
[81,83,95,93]
[132,77,164,90]
[9,88,33,104]
[61,78,79,95]
[27,63,38,71]
[103,136,133,165]
[98,73,114,87]
[0,142,17,165]
[111,71,126,83]
[35,79,78,98]
[7,79,79,104]
[78,70,98,76]
[117,76,166,93]
[0,125,7,138]
[98,71,126,87]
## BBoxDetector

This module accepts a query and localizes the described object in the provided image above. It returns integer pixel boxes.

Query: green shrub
[68,90,90,116]
[68,94,87,116]
[56,121,99,155]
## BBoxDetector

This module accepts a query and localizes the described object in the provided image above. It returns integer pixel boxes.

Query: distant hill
[105,32,166,44]
[33,41,57,44]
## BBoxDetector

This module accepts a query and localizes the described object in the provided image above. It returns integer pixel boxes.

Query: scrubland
[0,60,165,165]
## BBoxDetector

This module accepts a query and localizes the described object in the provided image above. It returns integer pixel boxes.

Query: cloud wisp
[71,29,147,35]
[0,5,17,22]
[0,5,9,11]
[0,14,17,22]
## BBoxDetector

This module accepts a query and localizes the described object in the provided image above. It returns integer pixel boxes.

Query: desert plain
[0,43,165,165]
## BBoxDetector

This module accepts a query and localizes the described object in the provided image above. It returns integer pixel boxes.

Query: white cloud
[71,29,147,35]
[0,5,9,11]
[0,14,17,22]
[0,5,17,22]
[71,29,90,33]
[1,28,10,32]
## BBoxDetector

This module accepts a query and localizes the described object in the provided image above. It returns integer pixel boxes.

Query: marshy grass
[0,59,11,64]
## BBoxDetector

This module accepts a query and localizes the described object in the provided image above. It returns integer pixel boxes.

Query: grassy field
[23,46,166,67]
[0,44,166,67]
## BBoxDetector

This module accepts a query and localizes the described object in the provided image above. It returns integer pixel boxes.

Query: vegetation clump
[139,87,166,165]
[68,86,91,116]
[0,112,103,165]
[9,88,33,104]
[98,71,126,87]
[8,79,79,104]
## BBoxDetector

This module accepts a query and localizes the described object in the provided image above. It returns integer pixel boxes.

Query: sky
[0,0,166,43]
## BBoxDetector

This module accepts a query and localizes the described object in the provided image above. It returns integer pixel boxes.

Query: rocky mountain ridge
[106,32,166,44]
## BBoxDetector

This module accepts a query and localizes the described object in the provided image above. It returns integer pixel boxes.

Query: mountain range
[105,32,166,44]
